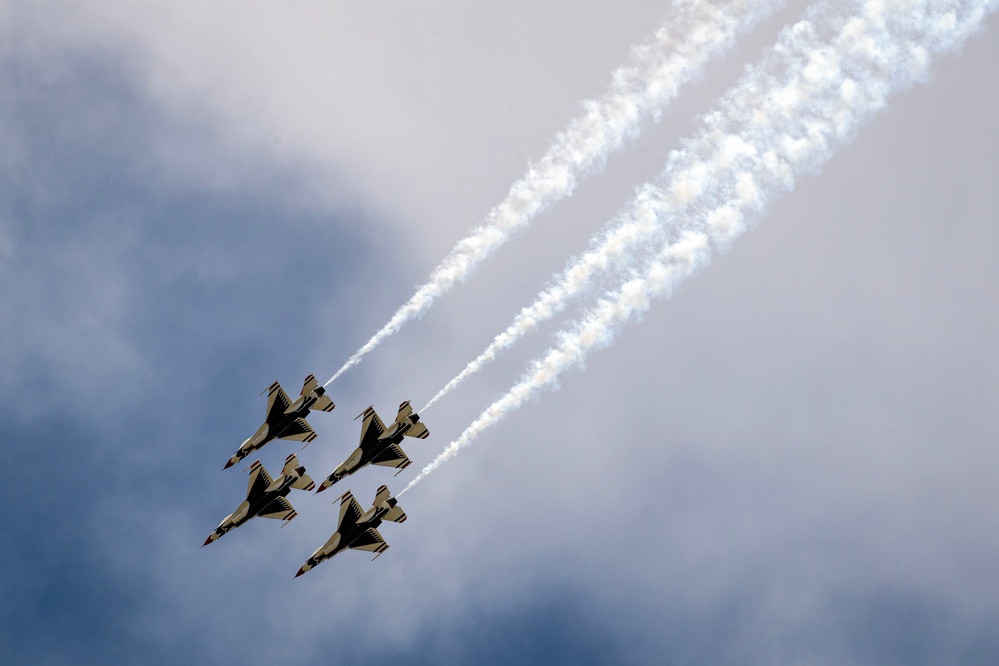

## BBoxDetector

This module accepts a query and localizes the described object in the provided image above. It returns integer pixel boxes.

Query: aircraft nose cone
[223,459,235,470]
[295,567,306,578]
[203,535,214,547]
[315,482,328,494]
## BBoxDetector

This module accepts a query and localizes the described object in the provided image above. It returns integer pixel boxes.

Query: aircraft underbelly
[322,533,342,555]
[230,501,251,525]
[344,449,364,471]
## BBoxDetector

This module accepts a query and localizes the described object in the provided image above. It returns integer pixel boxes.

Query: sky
[2,1,998,663]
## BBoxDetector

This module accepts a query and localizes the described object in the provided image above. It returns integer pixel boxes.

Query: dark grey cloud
[0,38,383,664]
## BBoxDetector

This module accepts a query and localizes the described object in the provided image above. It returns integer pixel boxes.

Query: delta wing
[348,528,388,554]
[277,418,317,444]
[356,406,386,445]
[265,382,292,425]
[337,491,363,533]
[246,460,274,499]
[369,443,411,470]
[259,496,297,521]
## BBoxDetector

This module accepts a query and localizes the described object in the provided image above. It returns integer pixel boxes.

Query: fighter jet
[204,454,316,546]
[225,374,335,469]
[295,485,406,576]
[315,400,428,493]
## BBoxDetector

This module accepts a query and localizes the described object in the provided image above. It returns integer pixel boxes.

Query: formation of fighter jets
[204,374,429,577]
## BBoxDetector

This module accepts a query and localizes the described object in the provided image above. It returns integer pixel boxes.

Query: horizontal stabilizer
[312,394,335,413]
[281,453,302,477]
[259,497,296,521]
[292,474,315,492]
[404,422,429,439]
[383,505,407,523]
[279,418,317,444]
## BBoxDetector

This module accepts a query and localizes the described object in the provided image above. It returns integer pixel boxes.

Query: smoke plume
[403,0,996,492]
[326,0,786,386]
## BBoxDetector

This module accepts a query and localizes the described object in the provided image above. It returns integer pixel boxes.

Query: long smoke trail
[325,0,786,386]
[421,182,674,411]
[402,0,996,493]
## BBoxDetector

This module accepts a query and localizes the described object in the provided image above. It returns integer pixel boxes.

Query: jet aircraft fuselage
[306,501,393,561]
[205,455,316,545]
[316,401,429,492]
[296,486,406,576]
[225,375,335,469]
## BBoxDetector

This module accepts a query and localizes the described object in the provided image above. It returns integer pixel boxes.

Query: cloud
[1,1,998,664]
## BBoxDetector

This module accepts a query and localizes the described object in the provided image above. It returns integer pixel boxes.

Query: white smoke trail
[421,0,996,411]
[326,0,787,386]
[421,182,673,411]
[402,0,996,493]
